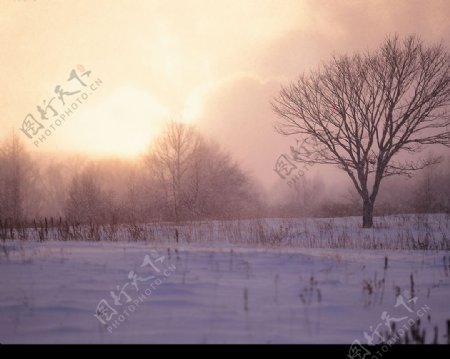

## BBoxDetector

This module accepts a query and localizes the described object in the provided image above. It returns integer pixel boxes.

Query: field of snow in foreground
[0,240,449,343]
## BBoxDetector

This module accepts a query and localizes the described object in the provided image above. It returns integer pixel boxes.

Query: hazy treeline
[273,159,450,218]
[1,122,261,225]
[0,122,449,226]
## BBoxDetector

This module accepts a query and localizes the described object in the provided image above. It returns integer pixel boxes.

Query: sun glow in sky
[1,0,449,185]
[1,0,310,156]
[62,86,170,157]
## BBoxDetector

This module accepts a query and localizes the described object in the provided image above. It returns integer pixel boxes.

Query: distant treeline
[1,122,449,226]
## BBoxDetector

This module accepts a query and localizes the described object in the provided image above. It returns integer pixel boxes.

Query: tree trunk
[362,200,374,228]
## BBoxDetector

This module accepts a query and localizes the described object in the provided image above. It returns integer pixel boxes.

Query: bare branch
[273,35,450,227]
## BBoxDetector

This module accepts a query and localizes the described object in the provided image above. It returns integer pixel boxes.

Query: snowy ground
[0,215,449,344]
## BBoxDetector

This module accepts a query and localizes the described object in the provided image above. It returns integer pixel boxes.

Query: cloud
[196,74,287,187]
[252,0,450,79]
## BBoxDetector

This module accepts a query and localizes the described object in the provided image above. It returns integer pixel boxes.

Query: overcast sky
[1,0,449,191]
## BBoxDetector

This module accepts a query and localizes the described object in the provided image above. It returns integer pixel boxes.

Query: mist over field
[1,0,449,347]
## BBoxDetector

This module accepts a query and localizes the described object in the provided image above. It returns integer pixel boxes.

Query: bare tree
[0,132,35,223]
[280,174,325,217]
[413,155,450,213]
[146,121,202,222]
[65,164,108,223]
[273,35,450,227]
[413,159,438,213]
[182,141,256,219]
[146,121,258,221]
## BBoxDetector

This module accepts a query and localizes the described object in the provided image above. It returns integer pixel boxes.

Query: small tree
[145,121,258,221]
[146,121,202,222]
[65,165,107,223]
[0,132,34,223]
[273,35,450,228]
[182,142,255,219]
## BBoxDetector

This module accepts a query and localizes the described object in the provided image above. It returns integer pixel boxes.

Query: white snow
[0,214,449,344]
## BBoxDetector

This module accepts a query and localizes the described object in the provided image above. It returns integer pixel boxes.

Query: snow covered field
[0,215,449,344]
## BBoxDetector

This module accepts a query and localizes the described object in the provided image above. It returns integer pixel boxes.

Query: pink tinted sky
[0,0,449,191]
